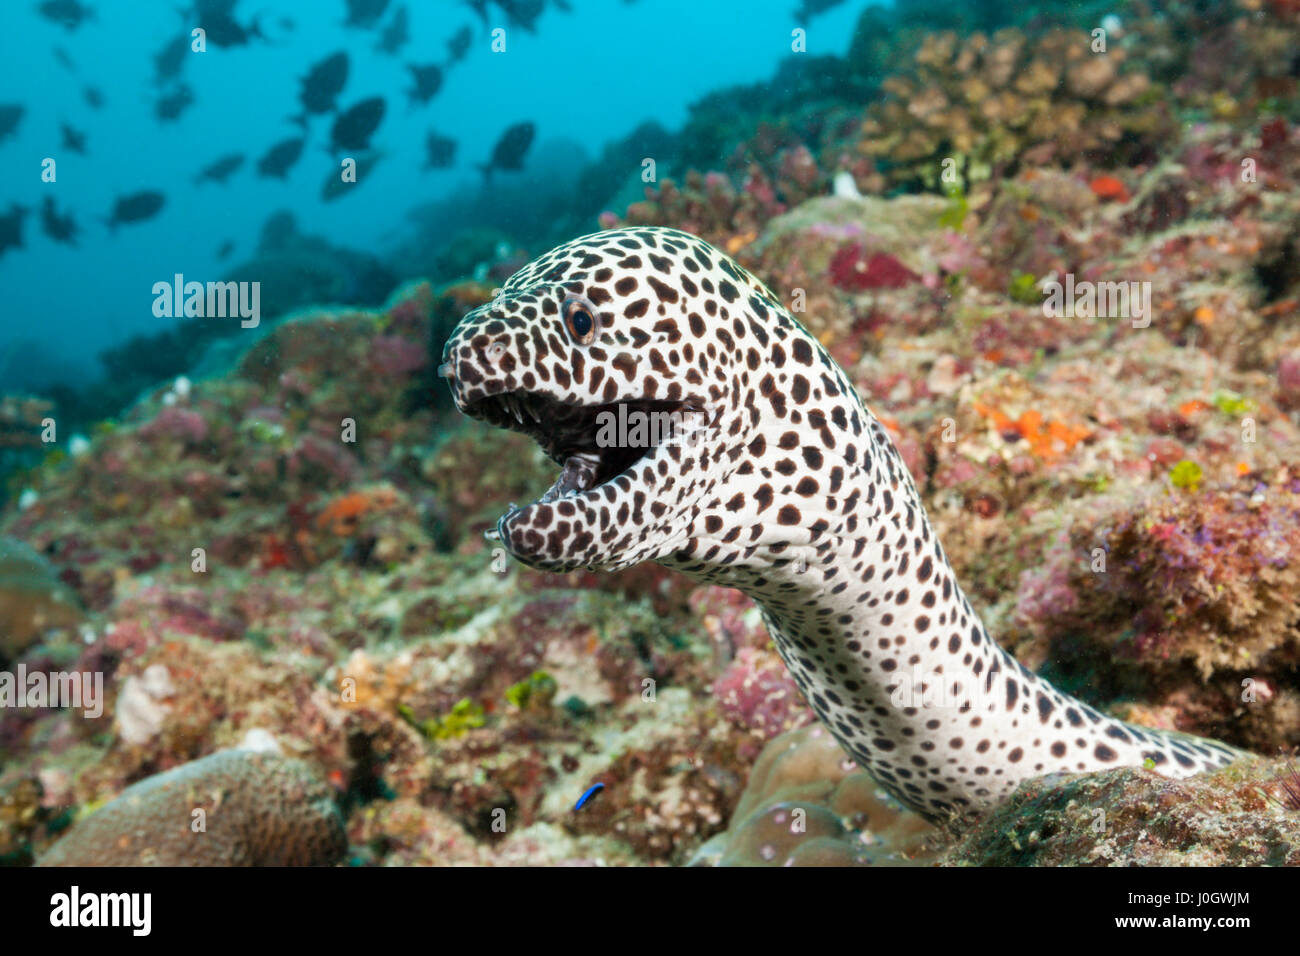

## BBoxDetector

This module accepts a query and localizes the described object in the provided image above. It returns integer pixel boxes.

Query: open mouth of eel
[466,391,704,506]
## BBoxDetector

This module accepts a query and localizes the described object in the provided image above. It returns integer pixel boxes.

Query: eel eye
[562,295,598,345]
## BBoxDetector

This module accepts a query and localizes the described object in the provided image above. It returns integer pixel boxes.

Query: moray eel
[440,226,1243,822]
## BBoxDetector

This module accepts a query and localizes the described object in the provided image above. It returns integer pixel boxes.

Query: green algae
[400,698,487,741]
[938,183,970,231]
[1008,271,1040,305]
[505,671,557,711]
[1169,459,1204,491]
[1211,389,1256,416]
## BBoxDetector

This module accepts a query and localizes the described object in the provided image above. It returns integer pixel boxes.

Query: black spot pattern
[438,226,1245,823]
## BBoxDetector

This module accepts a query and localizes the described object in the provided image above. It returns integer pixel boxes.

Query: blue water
[0,0,876,391]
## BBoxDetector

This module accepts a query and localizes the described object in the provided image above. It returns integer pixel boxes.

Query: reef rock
[0,536,82,659]
[942,759,1300,866]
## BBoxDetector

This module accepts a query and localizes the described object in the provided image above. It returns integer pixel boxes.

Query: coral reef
[2,0,1300,868]
[859,27,1171,192]
[1012,471,1300,755]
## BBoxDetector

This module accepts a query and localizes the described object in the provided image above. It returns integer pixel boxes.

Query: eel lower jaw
[536,453,601,504]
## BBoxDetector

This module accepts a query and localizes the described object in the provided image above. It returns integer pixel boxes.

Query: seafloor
[3,0,1300,865]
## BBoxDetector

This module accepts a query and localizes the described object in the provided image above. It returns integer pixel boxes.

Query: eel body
[440,226,1241,821]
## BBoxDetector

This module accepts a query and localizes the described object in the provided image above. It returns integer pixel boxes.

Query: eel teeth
[498,395,519,424]
[494,393,541,425]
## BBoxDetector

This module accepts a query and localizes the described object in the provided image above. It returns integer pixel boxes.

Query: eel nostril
[437,362,454,379]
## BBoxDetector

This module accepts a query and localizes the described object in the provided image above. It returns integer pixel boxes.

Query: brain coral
[38,749,346,866]
[690,724,937,866]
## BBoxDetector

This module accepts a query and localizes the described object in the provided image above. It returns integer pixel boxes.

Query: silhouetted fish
[376,4,408,55]
[154,84,194,122]
[40,196,78,245]
[188,0,239,15]
[256,136,305,178]
[446,25,471,65]
[105,191,165,231]
[36,0,96,30]
[329,96,384,152]
[793,0,847,19]
[479,121,534,179]
[406,63,443,108]
[464,0,489,25]
[82,85,103,109]
[259,209,296,249]
[321,150,384,201]
[194,153,245,185]
[500,0,544,33]
[295,51,348,125]
[153,33,189,85]
[60,122,86,155]
[202,11,263,47]
[423,130,456,170]
[0,104,24,144]
[0,204,29,258]
[344,0,389,29]
[215,239,235,259]
[52,46,76,71]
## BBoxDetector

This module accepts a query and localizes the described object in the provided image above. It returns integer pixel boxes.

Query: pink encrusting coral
[137,406,208,444]
[712,647,813,741]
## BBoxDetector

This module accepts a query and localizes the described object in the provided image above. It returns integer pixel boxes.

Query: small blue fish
[574,783,604,810]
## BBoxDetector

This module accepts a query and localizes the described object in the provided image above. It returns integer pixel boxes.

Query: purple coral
[1014,538,1080,635]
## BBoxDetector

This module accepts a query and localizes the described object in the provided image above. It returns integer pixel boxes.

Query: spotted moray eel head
[443,228,1247,813]
[441,226,846,575]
